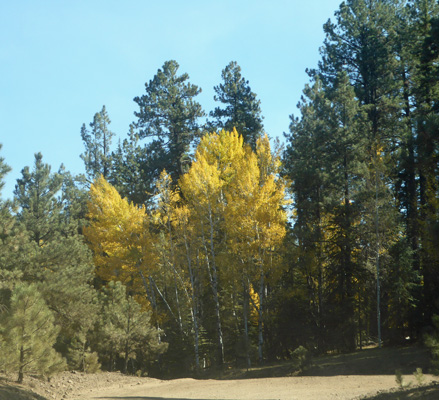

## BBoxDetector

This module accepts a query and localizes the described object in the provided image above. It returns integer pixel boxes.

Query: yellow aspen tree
[85,176,171,343]
[153,171,188,334]
[154,170,207,371]
[180,152,225,365]
[181,129,287,365]
[223,142,259,366]
[173,203,202,370]
[225,133,287,363]
[84,175,152,290]
[180,129,249,365]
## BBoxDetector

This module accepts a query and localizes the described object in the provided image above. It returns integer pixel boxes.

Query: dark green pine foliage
[0,283,66,383]
[60,171,89,234]
[13,154,98,360]
[35,234,98,341]
[315,0,404,168]
[67,333,101,373]
[384,239,420,343]
[393,1,421,292]
[314,0,415,345]
[14,152,64,246]
[94,281,167,374]
[284,73,367,352]
[110,125,165,206]
[410,0,439,325]
[0,146,21,288]
[0,144,11,195]
[80,105,115,182]
[0,145,12,236]
[322,72,367,352]
[133,60,204,183]
[283,78,332,352]
[209,61,264,150]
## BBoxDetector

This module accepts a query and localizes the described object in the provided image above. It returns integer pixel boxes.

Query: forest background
[1,0,439,383]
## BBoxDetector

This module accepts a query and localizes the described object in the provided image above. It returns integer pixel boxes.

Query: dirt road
[72,374,437,400]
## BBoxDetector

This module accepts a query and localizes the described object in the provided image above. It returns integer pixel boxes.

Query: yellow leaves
[195,128,247,185]
[84,131,288,307]
[84,176,151,285]
[153,170,181,229]
[181,129,287,278]
[376,146,383,157]
[249,284,260,324]
[180,156,222,211]
[225,134,287,258]
[256,133,281,181]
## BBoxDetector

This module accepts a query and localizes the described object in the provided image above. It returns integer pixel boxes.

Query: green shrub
[395,369,404,388]
[413,367,425,385]
[290,345,309,371]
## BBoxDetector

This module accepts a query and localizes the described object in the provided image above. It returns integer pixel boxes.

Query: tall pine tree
[133,60,204,183]
[80,105,115,182]
[209,61,264,150]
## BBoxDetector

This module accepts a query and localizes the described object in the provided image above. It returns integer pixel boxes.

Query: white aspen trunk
[200,208,224,365]
[167,217,184,333]
[208,206,224,365]
[258,264,264,364]
[183,227,200,370]
[243,278,251,369]
[137,268,162,344]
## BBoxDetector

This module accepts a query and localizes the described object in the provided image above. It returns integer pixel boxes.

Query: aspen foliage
[153,171,192,329]
[83,131,287,366]
[84,176,153,289]
[226,133,287,275]
[180,130,287,363]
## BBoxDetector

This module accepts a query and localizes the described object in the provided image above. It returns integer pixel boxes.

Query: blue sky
[1,0,342,199]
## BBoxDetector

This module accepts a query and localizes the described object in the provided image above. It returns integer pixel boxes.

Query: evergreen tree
[67,333,101,373]
[283,73,368,352]
[0,144,11,196]
[309,0,411,347]
[80,105,115,182]
[96,281,167,374]
[0,146,21,289]
[410,1,439,325]
[133,60,204,183]
[13,154,98,358]
[60,171,89,234]
[110,126,165,206]
[14,153,64,246]
[321,72,367,352]
[282,79,330,351]
[209,61,264,150]
[35,236,98,341]
[0,283,65,383]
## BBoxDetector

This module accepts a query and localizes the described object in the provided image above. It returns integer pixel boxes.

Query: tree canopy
[2,0,439,377]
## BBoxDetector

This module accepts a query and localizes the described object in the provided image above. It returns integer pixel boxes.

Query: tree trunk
[258,264,264,364]
[243,279,251,369]
[205,206,224,365]
[18,345,24,383]
[185,236,200,370]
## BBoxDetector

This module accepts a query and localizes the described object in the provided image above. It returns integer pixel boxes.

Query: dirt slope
[69,374,439,400]
[1,346,438,400]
